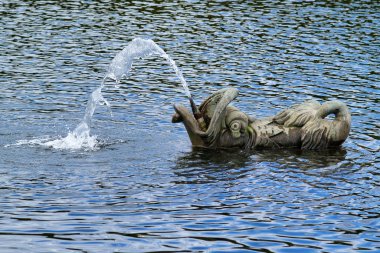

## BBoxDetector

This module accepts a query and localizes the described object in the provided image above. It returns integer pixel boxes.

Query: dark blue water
[1,1,379,252]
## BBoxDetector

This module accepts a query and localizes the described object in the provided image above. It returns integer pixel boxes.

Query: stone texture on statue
[172,88,351,150]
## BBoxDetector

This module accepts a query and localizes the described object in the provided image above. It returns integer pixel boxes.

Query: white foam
[6,132,99,151]
[43,133,98,151]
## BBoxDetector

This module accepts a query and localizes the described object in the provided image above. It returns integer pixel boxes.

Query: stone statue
[172,88,351,150]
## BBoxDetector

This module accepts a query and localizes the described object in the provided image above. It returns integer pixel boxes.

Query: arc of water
[70,38,192,146]
[106,38,191,98]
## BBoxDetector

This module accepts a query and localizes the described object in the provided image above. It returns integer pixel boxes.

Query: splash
[15,38,191,150]
[6,133,98,151]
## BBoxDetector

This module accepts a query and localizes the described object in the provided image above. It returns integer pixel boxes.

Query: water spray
[43,38,206,150]
[106,38,207,131]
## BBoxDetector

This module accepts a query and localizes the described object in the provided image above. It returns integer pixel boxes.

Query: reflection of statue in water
[173,88,351,150]
[173,148,252,184]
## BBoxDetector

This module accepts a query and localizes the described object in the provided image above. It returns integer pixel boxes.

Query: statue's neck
[245,124,257,150]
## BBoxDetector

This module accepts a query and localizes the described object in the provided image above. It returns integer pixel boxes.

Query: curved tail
[301,101,351,149]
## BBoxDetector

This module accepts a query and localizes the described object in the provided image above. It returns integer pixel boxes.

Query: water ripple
[0,0,379,252]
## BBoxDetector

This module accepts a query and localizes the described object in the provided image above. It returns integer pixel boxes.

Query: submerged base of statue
[173,88,351,150]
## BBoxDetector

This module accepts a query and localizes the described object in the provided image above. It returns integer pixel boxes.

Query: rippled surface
[1,1,379,252]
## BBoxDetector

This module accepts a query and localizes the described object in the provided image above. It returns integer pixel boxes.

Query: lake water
[1,1,379,252]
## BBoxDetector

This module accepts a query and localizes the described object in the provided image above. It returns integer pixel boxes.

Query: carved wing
[301,120,331,149]
[273,100,321,127]
[198,88,239,145]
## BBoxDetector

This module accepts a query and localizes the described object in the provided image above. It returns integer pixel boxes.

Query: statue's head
[224,106,249,139]
[173,88,253,149]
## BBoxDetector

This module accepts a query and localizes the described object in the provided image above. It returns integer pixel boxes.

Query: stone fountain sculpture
[172,88,351,150]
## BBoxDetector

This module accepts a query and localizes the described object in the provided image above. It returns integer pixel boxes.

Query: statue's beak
[173,104,205,147]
